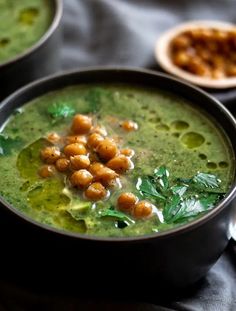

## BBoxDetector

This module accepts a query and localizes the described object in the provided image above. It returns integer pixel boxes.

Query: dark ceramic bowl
[0,68,236,296]
[0,0,62,101]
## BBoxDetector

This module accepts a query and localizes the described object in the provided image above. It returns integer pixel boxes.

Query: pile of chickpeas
[170,28,236,79]
[39,114,154,219]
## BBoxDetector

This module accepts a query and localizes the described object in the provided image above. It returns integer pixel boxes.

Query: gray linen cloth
[1,0,236,310]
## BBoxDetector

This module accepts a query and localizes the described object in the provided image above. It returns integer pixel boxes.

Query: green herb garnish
[193,172,220,188]
[47,102,75,120]
[84,88,102,113]
[176,172,220,189]
[154,166,169,191]
[136,166,223,224]
[99,206,134,223]
[0,133,22,156]
[136,176,165,200]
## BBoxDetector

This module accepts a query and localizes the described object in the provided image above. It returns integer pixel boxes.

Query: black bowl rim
[0,0,63,69]
[0,66,236,243]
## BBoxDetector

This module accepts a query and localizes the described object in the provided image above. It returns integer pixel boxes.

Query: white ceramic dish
[155,20,236,89]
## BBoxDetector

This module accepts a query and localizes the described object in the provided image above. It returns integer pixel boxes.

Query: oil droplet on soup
[19,7,39,25]
[171,120,189,131]
[180,132,205,148]
[0,38,10,48]
[156,124,169,131]
[206,162,217,169]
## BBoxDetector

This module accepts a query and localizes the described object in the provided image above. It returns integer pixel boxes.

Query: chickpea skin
[55,158,70,172]
[87,133,104,149]
[91,125,107,137]
[71,114,92,134]
[94,167,118,186]
[133,201,153,218]
[88,162,104,175]
[70,169,93,189]
[41,146,61,164]
[38,165,55,178]
[66,135,87,145]
[120,148,135,157]
[47,132,61,143]
[64,143,87,157]
[96,138,118,161]
[107,155,131,173]
[117,192,138,212]
[121,120,138,132]
[70,155,90,170]
[85,182,107,201]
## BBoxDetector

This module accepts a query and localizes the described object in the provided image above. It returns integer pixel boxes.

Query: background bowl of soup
[0,0,62,101]
[0,68,235,295]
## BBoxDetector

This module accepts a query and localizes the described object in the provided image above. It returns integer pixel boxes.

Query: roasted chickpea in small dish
[155,21,236,88]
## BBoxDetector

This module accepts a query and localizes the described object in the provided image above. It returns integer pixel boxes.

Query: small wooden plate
[155,20,236,89]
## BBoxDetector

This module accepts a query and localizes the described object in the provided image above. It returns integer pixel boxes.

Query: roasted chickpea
[65,135,87,145]
[117,192,138,211]
[172,51,190,67]
[41,146,61,164]
[96,138,118,161]
[87,133,104,149]
[187,58,210,77]
[47,132,60,143]
[71,114,92,134]
[120,148,135,157]
[226,65,236,77]
[55,158,70,172]
[121,120,138,132]
[107,155,131,173]
[38,165,55,178]
[88,162,104,175]
[70,155,90,170]
[133,201,153,218]
[85,182,107,201]
[170,28,236,78]
[172,35,191,49]
[64,143,87,157]
[94,167,118,186]
[70,169,93,188]
[211,69,225,79]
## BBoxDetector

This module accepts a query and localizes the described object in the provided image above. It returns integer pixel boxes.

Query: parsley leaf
[47,102,75,120]
[98,207,134,223]
[171,185,188,196]
[163,194,181,222]
[136,166,224,226]
[154,166,169,191]
[193,172,221,189]
[199,193,221,209]
[170,197,205,223]
[0,133,22,156]
[136,176,165,201]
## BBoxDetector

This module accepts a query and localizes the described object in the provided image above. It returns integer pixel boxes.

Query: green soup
[0,0,53,64]
[0,85,234,237]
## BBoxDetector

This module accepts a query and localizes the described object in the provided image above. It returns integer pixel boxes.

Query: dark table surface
[1,0,236,310]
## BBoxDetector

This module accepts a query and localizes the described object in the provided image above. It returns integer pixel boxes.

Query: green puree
[0,0,52,64]
[0,85,234,237]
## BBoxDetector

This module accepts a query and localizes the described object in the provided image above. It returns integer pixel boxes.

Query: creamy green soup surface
[0,85,234,237]
[0,0,52,64]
